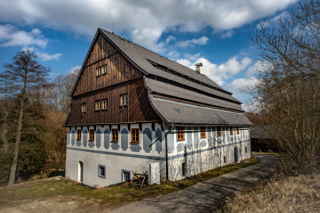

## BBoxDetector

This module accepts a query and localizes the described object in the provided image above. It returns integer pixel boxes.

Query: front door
[234,147,238,163]
[79,161,83,183]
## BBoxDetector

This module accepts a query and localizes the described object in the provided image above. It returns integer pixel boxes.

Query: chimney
[195,63,203,74]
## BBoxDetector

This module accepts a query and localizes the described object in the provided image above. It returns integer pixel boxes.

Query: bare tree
[0,50,50,185]
[248,0,320,165]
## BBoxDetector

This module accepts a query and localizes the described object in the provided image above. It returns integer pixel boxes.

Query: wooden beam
[152,122,155,131]
[109,124,112,131]
[139,123,142,131]
[118,124,121,131]
[127,123,131,131]
[160,122,164,131]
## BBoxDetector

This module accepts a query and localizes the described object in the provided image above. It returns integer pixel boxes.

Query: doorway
[79,161,83,183]
[234,147,239,163]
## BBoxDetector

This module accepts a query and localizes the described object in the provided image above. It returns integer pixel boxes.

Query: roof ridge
[99,28,231,94]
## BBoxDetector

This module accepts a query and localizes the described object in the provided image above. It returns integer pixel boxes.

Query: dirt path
[109,154,278,213]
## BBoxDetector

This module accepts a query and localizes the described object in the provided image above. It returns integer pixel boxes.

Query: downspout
[165,123,173,180]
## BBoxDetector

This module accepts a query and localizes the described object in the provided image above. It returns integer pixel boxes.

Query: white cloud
[176,55,252,86]
[68,65,81,73]
[0,0,298,52]
[185,53,201,61]
[22,46,62,61]
[0,24,48,47]
[246,60,271,77]
[177,36,209,48]
[221,30,235,38]
[226,77,257,97]
[167,51,180,58]
[257,11,290,28]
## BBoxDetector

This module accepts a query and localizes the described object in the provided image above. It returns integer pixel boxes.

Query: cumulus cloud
[0,0,298,52]
[176,55,252,86]
[22,46,62,61]
[177,36,209,48]
[68,65,81,73]
[0,24,48,47]
[226,77,257,98]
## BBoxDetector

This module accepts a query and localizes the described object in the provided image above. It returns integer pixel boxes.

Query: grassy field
[221,161,320,212]
[252,151,282,157]
[0,157,259,212]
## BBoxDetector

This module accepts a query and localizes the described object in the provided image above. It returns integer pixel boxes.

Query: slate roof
[251,126,274,139]
[71,28,252,126]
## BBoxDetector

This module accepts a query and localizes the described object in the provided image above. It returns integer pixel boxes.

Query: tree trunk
[1,111,9,153]
[8,98,24,185]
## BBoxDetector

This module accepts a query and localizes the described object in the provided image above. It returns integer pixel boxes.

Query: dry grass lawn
[0,157,259,212]
[222,163,320,212]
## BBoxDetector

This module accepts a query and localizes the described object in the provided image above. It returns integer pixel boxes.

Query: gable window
[77,129,81,140]
[102,65,107,74]
[237,127,240,134]
[201,127,206,138]
[101,99,108,110]
[217,127,221,137]
[230,127,233,135]
[96,67,101,76]
[81,103,87,113]
[98,165,106,179]
[131,128,139,143]
[177,127,185,141]
[95,100,101,111]
[120,94,128,106]
[112,129,118,142]
[89,129,95,141]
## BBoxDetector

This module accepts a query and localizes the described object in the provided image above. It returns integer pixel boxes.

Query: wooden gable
[72,33,143,97]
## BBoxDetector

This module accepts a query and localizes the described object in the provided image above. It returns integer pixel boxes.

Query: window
[237,127,240,134]
[217,127,221,137]
[95,100,101,111]
[245,147,248,153]
[89,129,94,141]
[112,129,118,142]
[201,127,206,138]
[101,99,108,110]
[177,127,185,141]
[77,129,81,140]
[230,127,233,135]
[102,65,107,74]
[224,156,227,163]
[96,67,101,76]
[131,128,139,143]
[81,103,87,113]
[120,94,128,106]
[182,163,186,176]
[98,165,106,178]
[123,171,130,182]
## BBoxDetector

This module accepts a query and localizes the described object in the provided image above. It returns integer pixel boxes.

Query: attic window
[230,127,233,135]
[81,103,87,113]
[201,127,206,138]
[96,67,101,76]
[217,127,221,137]
[120,94,128,107]
[237,127,240,134]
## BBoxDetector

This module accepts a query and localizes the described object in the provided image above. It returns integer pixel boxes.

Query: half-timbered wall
[72,34,143,97]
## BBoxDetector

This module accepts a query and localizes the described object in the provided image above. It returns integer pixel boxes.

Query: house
[251,125,279,152]
[63,28,253,187]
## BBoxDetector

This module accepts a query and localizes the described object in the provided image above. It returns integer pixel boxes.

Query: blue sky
[0,0,300,108]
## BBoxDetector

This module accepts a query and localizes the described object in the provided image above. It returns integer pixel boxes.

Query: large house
[64,28,253,187]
